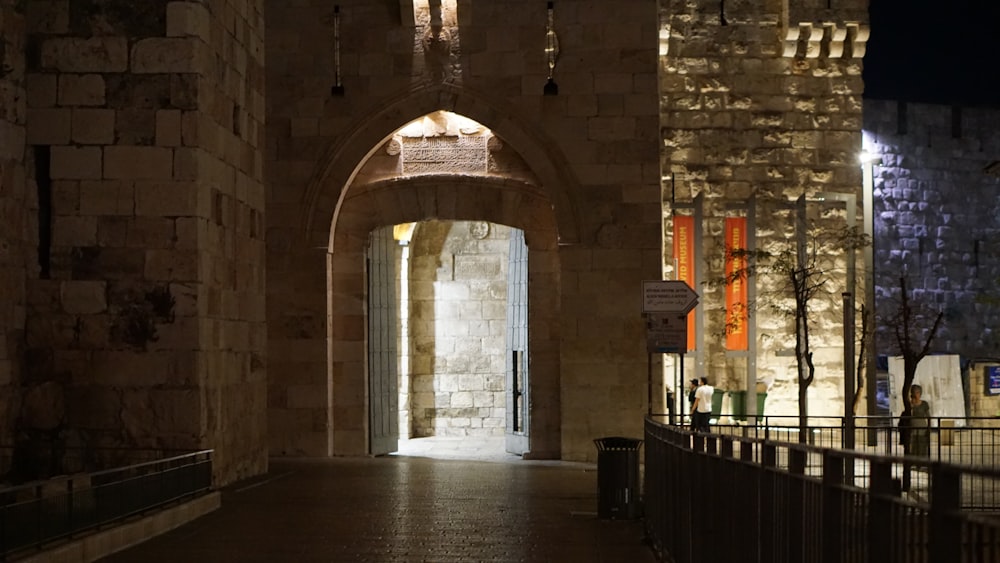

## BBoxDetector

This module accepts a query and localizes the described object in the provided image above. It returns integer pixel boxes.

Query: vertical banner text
[672,215,696,351]
[725,217,749,350]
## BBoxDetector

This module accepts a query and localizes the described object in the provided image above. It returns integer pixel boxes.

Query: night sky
[863,0,1000,108]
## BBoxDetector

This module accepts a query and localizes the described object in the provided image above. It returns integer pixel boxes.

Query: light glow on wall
[397,111,490,138]
[412,0,458,27]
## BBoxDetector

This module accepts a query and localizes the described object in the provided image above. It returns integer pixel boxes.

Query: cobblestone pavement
[100,441,656,562]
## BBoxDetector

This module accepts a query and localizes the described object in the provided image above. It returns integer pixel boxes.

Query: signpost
[645,314,687,354]
[642,280,699,314]
[643,280,699,419]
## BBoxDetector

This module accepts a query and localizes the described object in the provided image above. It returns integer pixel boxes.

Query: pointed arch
[326,174,562,458]
[302,82,582,249]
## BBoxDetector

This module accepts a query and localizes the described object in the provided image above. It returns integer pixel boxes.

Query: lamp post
[859,151,882,445]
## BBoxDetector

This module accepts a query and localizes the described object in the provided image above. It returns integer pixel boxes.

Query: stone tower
[5,1,266,484]
[659,0,870,417]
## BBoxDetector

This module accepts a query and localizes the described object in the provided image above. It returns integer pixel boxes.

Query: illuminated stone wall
[864,100,1000,364]
[659,0,870,419]
[408,221,508,438]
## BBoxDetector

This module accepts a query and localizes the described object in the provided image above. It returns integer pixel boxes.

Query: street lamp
[859,151,882,444]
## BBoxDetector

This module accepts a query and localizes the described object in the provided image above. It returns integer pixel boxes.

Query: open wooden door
[505,228,529,455]
[368,226,399,456]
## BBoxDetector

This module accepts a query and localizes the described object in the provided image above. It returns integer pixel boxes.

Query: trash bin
[729,390,767,421]
[710,391,723,419]
[594,437,643,520]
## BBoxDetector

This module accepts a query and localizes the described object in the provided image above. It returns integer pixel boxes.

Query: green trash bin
[710,390,723,419]
[730,390,767,421]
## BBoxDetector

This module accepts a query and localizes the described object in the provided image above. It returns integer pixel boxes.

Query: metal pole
[861,155,880,445]
[680,353,686,424]
[843,292,856,485]
[648,352,653,416]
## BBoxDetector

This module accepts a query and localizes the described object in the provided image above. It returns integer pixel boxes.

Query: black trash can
[593,437,643,520]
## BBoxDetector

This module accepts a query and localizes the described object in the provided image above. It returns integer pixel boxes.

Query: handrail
[643,417,1000,563]
[0,449,213,561]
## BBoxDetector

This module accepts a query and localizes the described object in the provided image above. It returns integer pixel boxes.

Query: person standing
[686,378,699,424]
[691,377,714,432]
[908,384,931,457]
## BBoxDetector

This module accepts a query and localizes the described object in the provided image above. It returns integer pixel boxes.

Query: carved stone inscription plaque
[402,136,487,174]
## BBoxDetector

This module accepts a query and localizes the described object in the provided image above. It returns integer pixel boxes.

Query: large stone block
[80,180,133,216]
[104,146,173,179]
[135,180,199,217]
[58,74,107,106]
[27,74,58,107]
[72,108,116,144]
[42,38,129,73]
[131,37,207,74]
[51,145,102,179]
[52,216,98,246]
[26,108,72,144]
[60,280,107,314]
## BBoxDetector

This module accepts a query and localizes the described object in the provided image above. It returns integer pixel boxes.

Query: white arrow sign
[642,280,699,314]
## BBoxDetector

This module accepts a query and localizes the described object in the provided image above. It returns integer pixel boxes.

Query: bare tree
[885,276,944,452]
[852,304,873,415]
[724,224,868,442]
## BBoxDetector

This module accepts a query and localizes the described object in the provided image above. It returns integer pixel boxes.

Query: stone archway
[327,175,562,458]
[296,87,582,459]
[265,84,583,459]
[303,82,583,247]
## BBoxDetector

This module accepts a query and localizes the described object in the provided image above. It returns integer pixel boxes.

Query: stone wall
[19,0,266,485]
[267,0,661,461]
[659,0,870,419]
[408,220,507,438]
[0,2,29,458]
[864,100,1000,361]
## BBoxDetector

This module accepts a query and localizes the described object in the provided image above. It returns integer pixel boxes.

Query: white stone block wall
[408,221,507,438]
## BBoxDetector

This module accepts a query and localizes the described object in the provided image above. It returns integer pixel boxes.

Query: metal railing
[644,418,1000,563]
[0,449,213,561]
[708,416,1000,473]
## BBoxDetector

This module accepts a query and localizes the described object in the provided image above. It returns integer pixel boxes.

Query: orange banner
[672,215,695,351]
[725,217,748,350]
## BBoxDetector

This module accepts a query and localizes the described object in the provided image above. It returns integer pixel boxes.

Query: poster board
[887,354,966,428]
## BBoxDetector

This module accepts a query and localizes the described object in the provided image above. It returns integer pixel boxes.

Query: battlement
[864,99,1000,154]
[783,21,868,58]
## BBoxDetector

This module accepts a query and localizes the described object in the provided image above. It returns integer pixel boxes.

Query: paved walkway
[99,438,656,562]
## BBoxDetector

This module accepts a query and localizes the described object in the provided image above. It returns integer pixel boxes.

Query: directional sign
[645,313,688,353]
[642,280,699,314]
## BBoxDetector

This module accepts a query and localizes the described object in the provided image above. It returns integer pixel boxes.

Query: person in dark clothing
[687,378,699,422]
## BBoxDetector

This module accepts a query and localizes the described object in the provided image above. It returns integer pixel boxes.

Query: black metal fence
[0,449,213,561]
[710,416,1000,464]
[644,418,1000,563]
